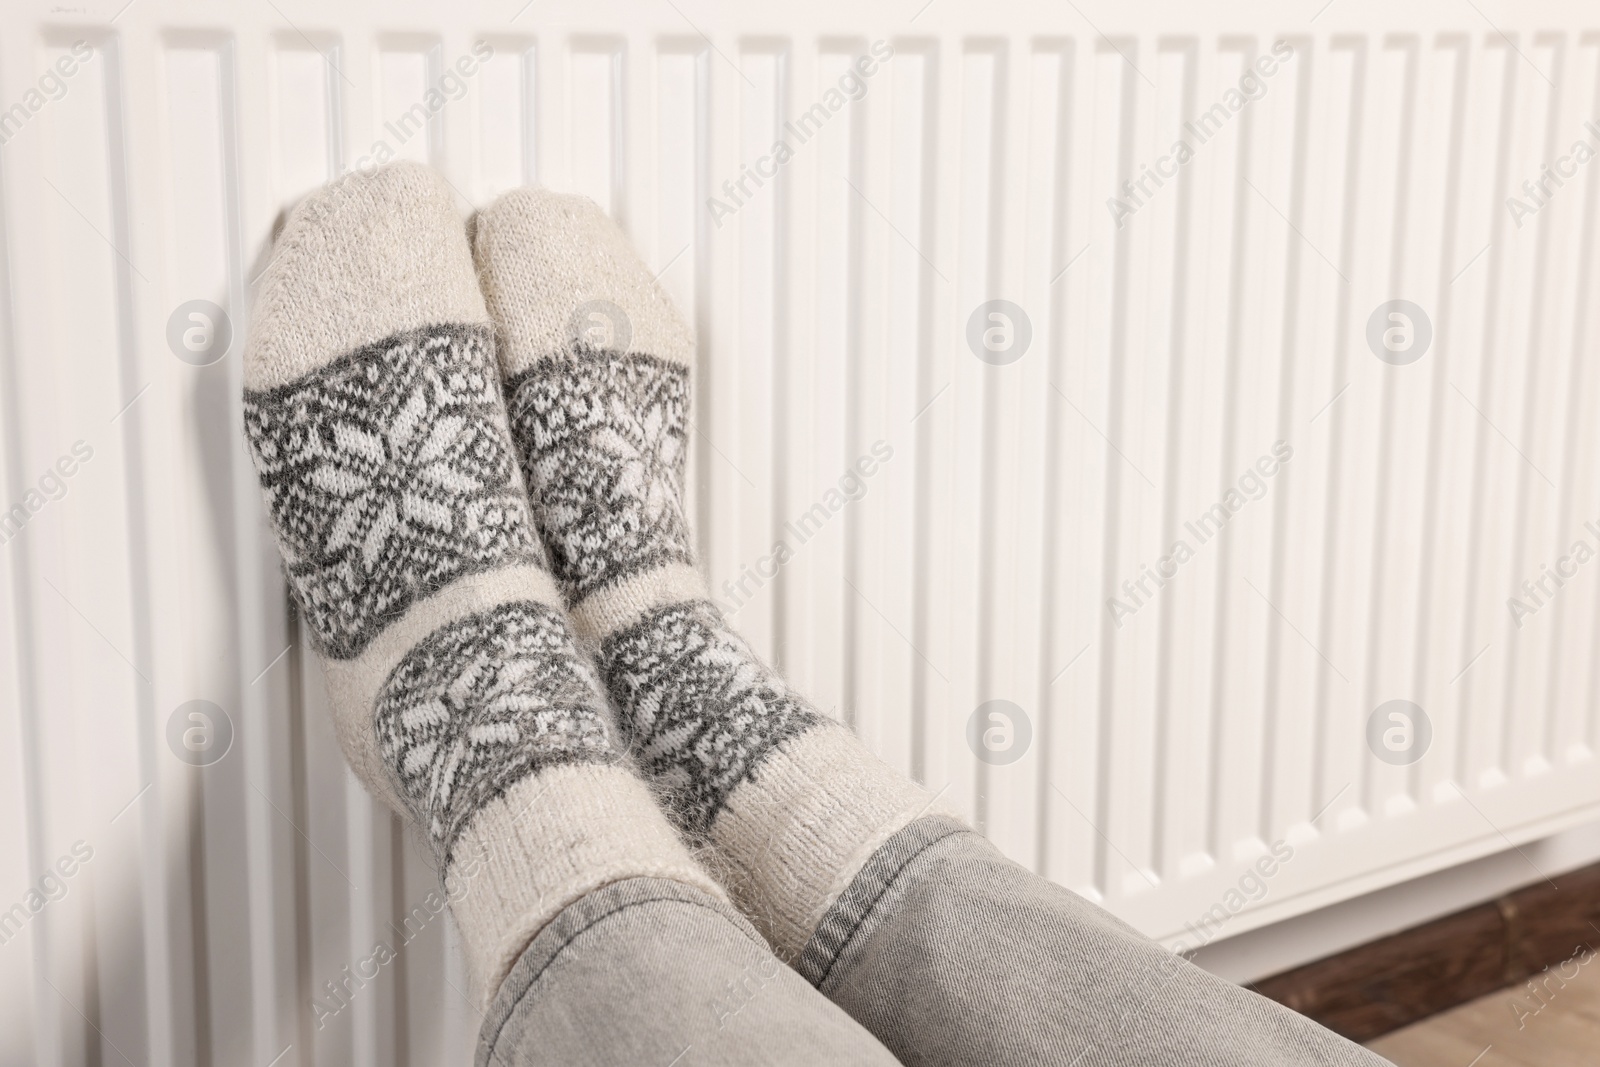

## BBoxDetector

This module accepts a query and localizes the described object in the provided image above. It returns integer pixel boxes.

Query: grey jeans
[477,817,1393,1066]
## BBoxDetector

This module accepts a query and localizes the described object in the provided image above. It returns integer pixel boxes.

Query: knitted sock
[242,162,720,1004]
[471,188,947,958]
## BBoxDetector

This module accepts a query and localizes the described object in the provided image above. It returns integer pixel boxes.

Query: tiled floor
[1368,954,1600,1067]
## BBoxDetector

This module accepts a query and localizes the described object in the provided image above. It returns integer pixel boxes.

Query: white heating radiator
[3,0,1598,1063]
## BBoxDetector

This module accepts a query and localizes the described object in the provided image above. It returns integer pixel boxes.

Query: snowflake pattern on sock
[597,600,820,836]
[505,351,692,601]
[375,601,616,863]
[244,324,544,659]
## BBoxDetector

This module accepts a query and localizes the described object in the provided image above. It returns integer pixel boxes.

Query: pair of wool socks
[243,161,938,1001]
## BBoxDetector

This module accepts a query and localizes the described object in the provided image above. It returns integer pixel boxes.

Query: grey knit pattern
[597,600,820,835]
[505,351,692,601]
[375,601,616,864]
[243,324,544,659]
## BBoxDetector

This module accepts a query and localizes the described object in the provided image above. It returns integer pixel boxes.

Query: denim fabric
[480,821,1395,1066]
[797,816,1394,1067]
[476,876,900,1066]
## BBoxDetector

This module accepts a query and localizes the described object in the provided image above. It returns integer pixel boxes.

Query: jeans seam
[811,821,973,991]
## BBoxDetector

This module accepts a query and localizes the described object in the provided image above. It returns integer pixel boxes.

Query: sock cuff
[709,723,958,958]
[446,761,726,1007]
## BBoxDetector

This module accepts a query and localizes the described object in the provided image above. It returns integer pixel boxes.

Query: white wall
[2,1,1598,1064]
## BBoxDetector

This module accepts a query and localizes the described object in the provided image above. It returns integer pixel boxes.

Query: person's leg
[479,878,899,1066]
[244,162,898,1067]
[472,188,942,958]
[246,160,719,1006]
[474,188,1394,1066]
[797,816,1392,1067]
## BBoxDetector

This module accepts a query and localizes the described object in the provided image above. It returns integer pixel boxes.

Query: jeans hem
[793,814,971,990]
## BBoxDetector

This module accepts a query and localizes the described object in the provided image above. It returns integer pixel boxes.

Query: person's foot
[472,188,945,956]
[243,162,721,1002]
